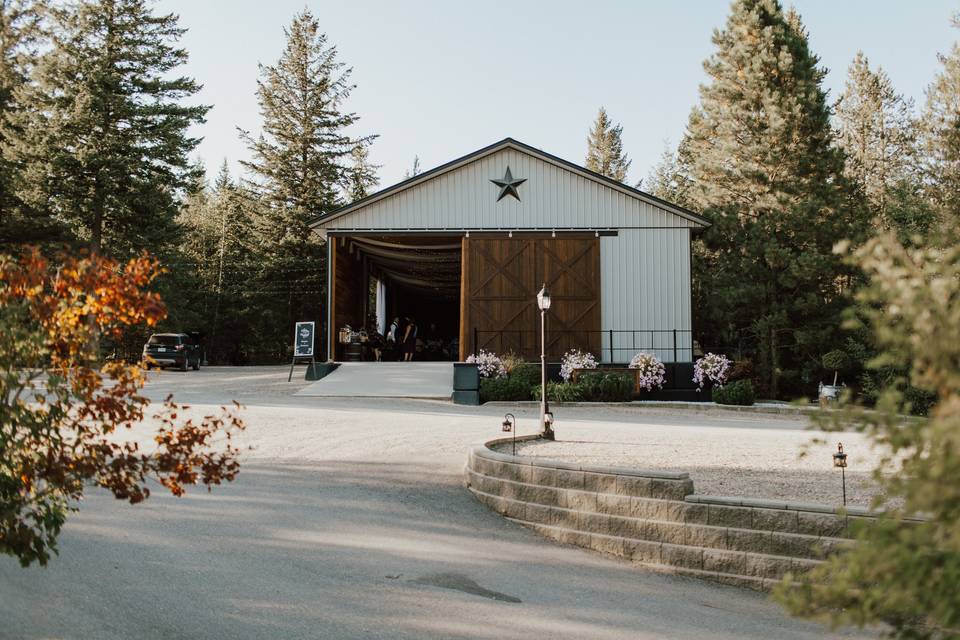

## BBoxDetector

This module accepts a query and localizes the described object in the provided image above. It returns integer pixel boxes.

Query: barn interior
[330,235,462,361]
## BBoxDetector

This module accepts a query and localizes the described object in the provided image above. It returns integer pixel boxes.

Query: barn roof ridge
[308,137,710,228]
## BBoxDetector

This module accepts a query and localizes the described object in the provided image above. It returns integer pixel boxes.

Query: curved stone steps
[464,442,884,591]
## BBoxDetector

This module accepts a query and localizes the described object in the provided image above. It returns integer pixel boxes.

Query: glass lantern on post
[537,284,554,440]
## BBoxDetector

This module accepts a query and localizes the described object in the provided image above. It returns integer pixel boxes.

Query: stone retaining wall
[465,436,885,591]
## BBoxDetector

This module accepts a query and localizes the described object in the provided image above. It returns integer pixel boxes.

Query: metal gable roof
[308,137,710,229]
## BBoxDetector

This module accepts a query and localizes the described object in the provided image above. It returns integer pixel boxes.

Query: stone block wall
[465,437,886,591]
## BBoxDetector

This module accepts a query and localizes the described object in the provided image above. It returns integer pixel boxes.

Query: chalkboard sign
[294,321,315,358]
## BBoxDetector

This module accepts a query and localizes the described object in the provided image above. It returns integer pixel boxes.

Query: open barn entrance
[329,235,462,361]
[328,233,603,363]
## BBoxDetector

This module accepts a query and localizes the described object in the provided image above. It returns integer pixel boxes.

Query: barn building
[308,138,709,366]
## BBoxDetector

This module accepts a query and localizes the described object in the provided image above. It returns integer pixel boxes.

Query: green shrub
[904,386,937,416]
[531,381,585,403]
[578,372,634,402]
[480,376,529,402]
[712,379,755,406]
[510,363,542,387]
[859,367,937,416]
[479,363,542,402]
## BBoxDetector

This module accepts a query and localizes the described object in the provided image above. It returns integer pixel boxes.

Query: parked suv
[142,333,201,371]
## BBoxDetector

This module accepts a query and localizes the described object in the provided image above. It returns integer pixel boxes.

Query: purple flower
[628,352,666,390]
[693,353,732,390]
[560,349,597,381]
[466,350,507,379]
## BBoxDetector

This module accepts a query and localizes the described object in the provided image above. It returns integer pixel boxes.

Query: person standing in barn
[402,317,418,361]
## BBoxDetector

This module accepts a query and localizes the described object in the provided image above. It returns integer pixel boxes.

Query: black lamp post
[537,283,554,440]
[833,442,848,506]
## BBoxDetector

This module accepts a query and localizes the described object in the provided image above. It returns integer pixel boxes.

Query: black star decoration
[490,166,527,202]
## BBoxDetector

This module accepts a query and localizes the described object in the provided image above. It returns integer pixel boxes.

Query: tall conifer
[3,0,207,256]
[836,52,928,236]
[682,0,863,397]
[0,0,56,245]
[346,144,378,202]
[240,9,374,357]
[643,142,692,206]
[403,155,421,179]
[585,107,631,182]
[919,15,960,224]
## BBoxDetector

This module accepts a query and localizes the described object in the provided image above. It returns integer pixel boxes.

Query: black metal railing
[473,329,694,363]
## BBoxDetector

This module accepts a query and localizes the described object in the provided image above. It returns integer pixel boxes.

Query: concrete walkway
[296,361,453,399]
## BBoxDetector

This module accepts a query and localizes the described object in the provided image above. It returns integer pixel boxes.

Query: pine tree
[835,52,929,236]
[681,0,864,398]
[239,9,374,358]
[403,155,421,179]
[919,14,960,224]
[0,0,58,245]
[2,0,207,256]
[585,107,631,182]
[643,141,692,206]
[176,161,257,363]
[346,143,379,202]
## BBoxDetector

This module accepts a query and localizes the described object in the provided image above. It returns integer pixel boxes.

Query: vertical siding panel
[468,157,475,229]
[468,158,475,229]
[439,171,447,228]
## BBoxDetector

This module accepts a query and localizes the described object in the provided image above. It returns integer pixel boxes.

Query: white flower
[466,350,507,379]
[692,352,732,390]
[628,352,666,391]
[559,349,597,382]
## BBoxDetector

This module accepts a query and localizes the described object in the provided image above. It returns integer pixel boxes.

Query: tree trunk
[769,323,779,399]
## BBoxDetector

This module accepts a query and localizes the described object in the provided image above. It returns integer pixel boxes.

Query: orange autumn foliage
[0,247,245,566]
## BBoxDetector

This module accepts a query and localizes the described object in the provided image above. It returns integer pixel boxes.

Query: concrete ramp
[295,362,453,399]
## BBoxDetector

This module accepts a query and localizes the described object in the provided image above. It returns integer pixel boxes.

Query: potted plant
[692,352,732,395]
[819,349,851,406]
[628,351,667,391]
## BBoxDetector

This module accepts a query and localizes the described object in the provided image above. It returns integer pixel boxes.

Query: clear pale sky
[157,0,959,189]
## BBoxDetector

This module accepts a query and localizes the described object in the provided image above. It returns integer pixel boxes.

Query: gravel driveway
[492,421,885,507]
[0,366,874,639]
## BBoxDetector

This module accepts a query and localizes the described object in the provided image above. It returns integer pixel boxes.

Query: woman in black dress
[402,317,417,361]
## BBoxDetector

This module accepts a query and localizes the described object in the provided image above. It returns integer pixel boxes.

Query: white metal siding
[599,228,693,363]
[318,142,700,364]
[324,148,700,231]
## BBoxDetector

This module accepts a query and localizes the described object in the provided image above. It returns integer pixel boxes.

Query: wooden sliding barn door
[537,237,602,359]
[461,236,600,361]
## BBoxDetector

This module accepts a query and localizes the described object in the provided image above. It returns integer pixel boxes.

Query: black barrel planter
[453,362,480,405]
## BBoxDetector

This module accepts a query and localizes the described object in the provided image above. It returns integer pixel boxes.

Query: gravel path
[494,425,887,507]
[2,366,878,639]
[140,366,887,507]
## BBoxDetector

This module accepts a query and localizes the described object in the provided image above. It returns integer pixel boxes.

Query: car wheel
[179,357,188,372]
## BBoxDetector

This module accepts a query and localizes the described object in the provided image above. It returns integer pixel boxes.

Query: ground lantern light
[502,413,516,455]
[537,284,555,440]
[833,442,848,506]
